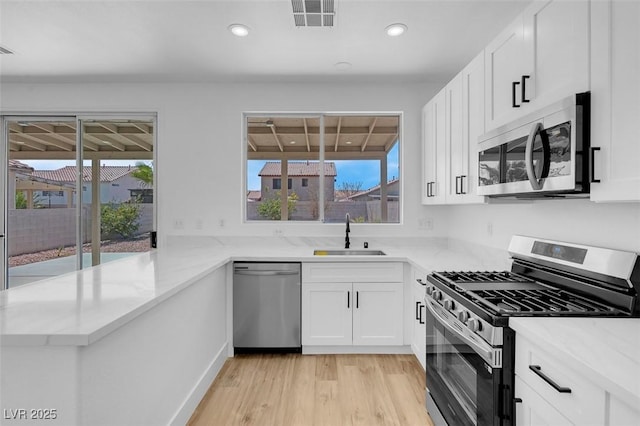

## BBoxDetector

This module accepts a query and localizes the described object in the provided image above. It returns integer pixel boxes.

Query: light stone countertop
[0,236,511,347]
[509,317,640,409]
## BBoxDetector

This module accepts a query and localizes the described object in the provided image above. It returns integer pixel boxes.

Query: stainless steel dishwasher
[233,262,301,353]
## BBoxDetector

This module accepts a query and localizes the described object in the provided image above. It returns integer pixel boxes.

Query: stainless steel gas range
[422,235,640,426]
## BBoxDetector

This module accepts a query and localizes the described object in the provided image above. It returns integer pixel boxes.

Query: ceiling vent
[291,0,335,27]
[0,46,14,55]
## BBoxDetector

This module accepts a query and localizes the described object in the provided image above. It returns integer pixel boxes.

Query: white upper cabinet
[589,0,640,202]
[457,51,486,203]
[485,0,590,131]
[422,52,486,205]
[422,88,447,204]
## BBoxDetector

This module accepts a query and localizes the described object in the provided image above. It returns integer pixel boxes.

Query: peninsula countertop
[0,236,510,347]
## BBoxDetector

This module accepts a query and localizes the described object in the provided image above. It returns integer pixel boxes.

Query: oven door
[424,298,503,426]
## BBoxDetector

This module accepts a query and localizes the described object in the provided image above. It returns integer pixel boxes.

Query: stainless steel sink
[313,249,386,256]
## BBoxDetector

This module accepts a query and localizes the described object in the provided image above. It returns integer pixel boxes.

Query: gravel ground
[9,236,151,267]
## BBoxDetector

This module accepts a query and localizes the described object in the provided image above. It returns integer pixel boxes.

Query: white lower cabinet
[515,376,574,426]
[301,263,403,347]
[515,333,640,425]
[411,268,427,369]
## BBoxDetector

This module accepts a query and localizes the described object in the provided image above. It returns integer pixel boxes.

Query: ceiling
[0,0,531,84]
[247,115,398,159]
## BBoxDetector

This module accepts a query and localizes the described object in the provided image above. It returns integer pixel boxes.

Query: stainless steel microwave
[477,92,590,198]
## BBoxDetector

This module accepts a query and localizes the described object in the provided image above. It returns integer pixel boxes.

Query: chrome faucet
[345,213,351,249]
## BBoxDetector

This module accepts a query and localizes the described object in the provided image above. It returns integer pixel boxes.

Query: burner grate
[471,288,618,315]
[437,271,533,283]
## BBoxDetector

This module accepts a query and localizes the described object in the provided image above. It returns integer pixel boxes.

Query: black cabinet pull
[512,81,521,108]
[514,398,523,403]
[590,147,601,183]
[419,304,425,324]
[416,301,421,320]
[455,176,461,195]
[347,291,350,308]
[356,291,359,309]
[521,75,530,103]
[529,365,572,393]
[416,278,427,286]
[460,175,467,194]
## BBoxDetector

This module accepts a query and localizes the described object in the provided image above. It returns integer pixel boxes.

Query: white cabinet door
[590,0,640,202]
[458,51,486,204]
[446,72,464,202]
[422,89,447,204]
[411,282,426,369]
[302,282,352,346]
[352,282,403,346]
[485,16,526,130]
[523,0,589,111]
[485,0,589,132]
[515,376,575,426]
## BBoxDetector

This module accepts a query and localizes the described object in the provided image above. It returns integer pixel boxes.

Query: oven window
[478,146,500,186]
[547,122,571,177]
[435,328,479,422]
[425,308,496,426]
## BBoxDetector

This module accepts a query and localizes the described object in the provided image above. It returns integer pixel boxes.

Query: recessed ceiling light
[228,24,250,37]
[334,61,352,71]
[385,23,407,37]
[15,141,25,145]
[345,141,352,145]
[290,141,296,144]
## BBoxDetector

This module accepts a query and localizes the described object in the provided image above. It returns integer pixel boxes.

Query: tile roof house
[257,161,337,202]
[30,165,144,206]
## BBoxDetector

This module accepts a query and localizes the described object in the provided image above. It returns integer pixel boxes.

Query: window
[245,113,400,223]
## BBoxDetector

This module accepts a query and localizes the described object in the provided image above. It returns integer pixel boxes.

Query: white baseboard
[302,345,412,355]
[170,342,229,426]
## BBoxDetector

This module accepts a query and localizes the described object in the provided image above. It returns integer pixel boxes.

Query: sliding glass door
[2,114,156,290]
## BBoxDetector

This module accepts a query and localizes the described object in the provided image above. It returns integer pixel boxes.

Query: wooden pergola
[246,114,400,221]
[7,119,154,266]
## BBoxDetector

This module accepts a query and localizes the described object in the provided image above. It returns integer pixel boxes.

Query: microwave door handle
[525,122,546,190]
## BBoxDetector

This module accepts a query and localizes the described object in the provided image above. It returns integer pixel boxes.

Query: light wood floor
[188,354,434,426]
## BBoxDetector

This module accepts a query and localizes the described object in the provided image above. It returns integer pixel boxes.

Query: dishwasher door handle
[234,270,299,276]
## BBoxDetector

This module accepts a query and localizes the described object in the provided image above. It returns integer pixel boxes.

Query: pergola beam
[247,135,258,152]
[334,117,342,152]
[303,118,311,152]
[270,126,284,152]
[361,118,378,152]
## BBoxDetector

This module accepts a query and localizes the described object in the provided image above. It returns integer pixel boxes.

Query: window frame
[242,111,402,225]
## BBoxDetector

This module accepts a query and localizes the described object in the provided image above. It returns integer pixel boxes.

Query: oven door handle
[524,122,550,191]
[424,298,501,368]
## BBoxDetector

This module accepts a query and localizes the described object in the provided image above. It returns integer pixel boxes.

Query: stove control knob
[467,318,482,333]
[426,286,434,296]
[443,299,455,311]
[458,310,470,323]
[432,290,442,301]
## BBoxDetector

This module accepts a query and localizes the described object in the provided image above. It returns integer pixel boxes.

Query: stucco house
[348,178,400,201]
[31,165,144,206]
[257,161,337,202]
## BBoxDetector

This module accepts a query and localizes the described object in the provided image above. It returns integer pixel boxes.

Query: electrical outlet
[195,219,203,230]
[273,228,283,236]
[426,218,434,231]
[487,222,493,236]
[174,219,184,230]
[219,219,225,228]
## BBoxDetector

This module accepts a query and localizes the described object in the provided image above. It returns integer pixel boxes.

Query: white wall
[438,199,640,253]
[1,81,448,242]
[4,81,639,253]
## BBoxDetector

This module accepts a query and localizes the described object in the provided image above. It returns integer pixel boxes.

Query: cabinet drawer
[515,335,605,424]
[302,262,403,283]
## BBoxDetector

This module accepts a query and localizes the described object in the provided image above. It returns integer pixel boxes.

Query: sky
[247,143,399,191]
